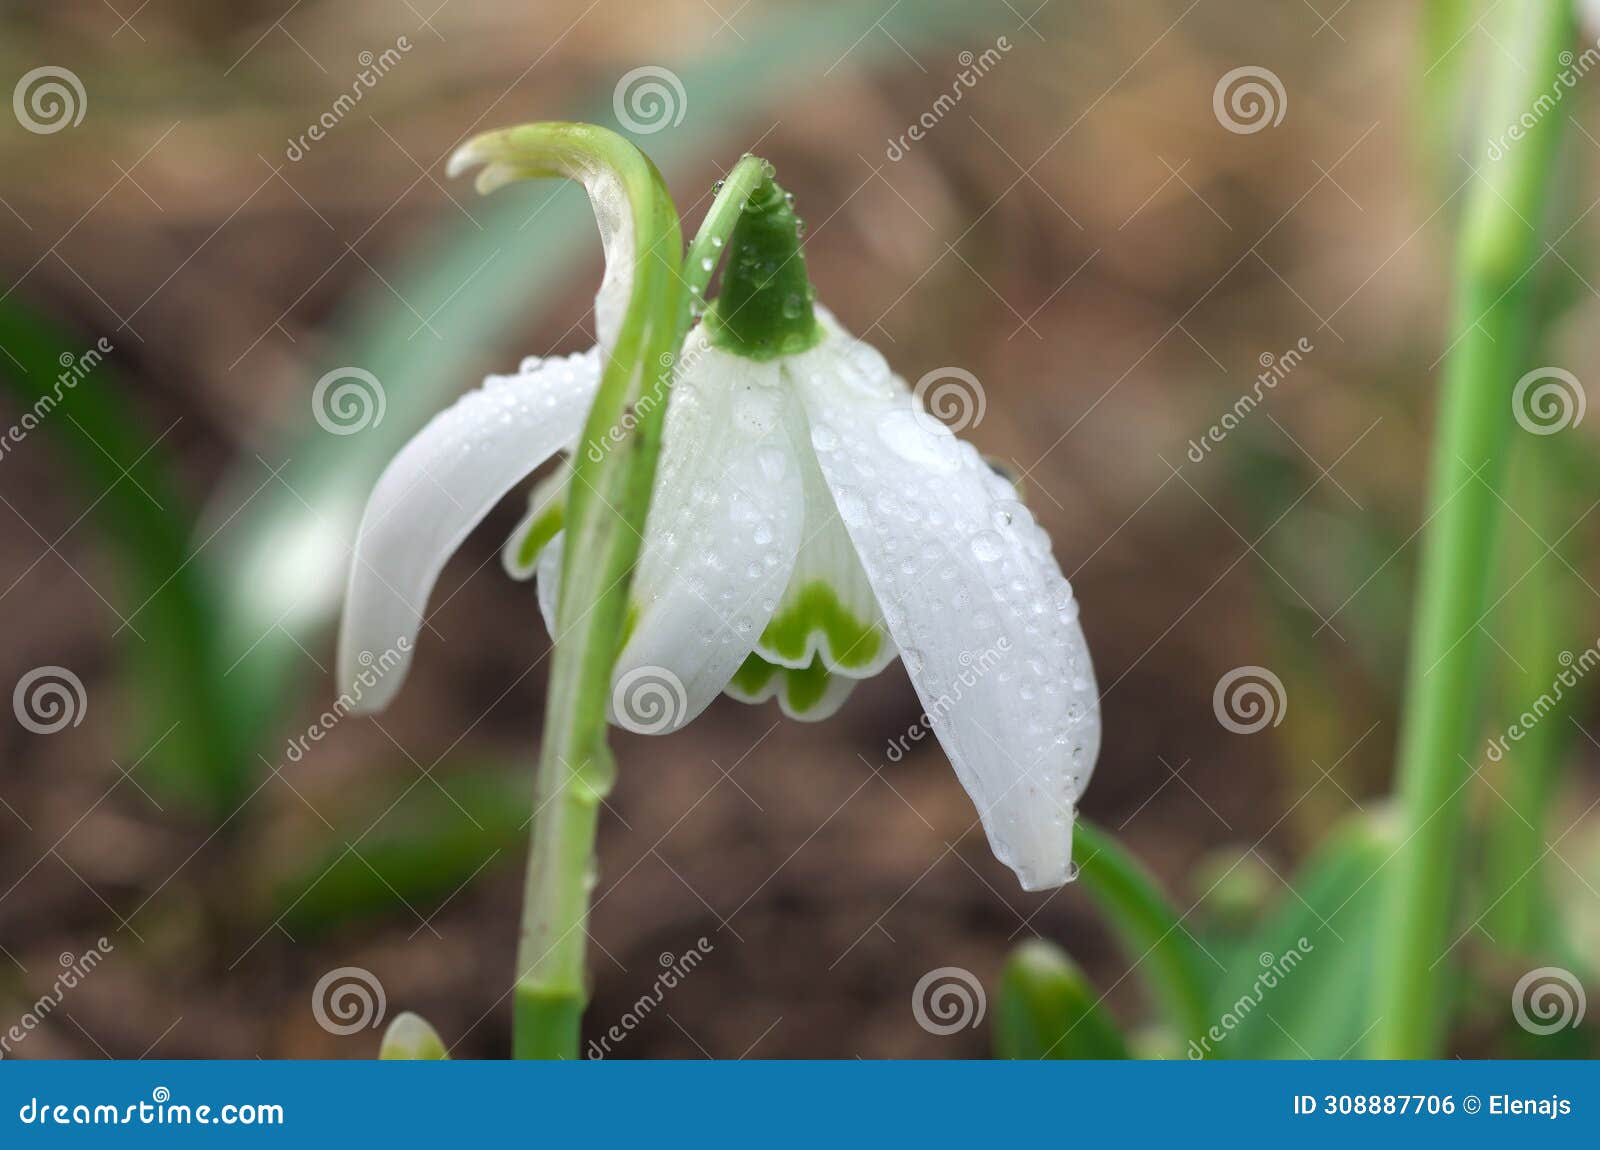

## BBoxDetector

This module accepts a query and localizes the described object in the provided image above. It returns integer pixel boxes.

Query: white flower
[339,155,1101,890]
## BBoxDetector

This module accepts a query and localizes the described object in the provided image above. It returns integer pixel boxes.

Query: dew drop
[970,531,1005,562]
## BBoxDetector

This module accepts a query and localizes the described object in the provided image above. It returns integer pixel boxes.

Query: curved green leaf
[994,939,1129,1060]
[0,299,248,811]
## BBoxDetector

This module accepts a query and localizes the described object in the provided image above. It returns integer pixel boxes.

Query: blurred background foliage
[0,0,1596,1058]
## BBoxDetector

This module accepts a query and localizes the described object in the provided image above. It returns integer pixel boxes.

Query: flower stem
[452,123,687,1059]
[454,132,788,1057]
[1370,2,1574,1058]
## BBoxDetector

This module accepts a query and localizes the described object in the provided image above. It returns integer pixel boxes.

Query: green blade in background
[1201,811,1397,1059]
[205,0,1014,753]
[1073,820,1214,1050]
[0,299,248,812]
[994,939,1130,1059]
[264,767,530,939]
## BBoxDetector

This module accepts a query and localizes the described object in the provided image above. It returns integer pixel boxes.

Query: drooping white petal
[537,331,805,732]
[337,351,600,711]
[788,317,1101,891]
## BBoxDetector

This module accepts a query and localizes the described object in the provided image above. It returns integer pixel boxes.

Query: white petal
[788,318,1101,891]
[537,331,805,732]
[337,350,601,711]
[750,397,896,679]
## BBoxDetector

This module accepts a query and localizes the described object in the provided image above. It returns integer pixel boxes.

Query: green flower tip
[705,176,821,360]
[378,1011,449,1060]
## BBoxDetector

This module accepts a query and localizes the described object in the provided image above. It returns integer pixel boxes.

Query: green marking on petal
[731,651,780,696]
[782,656,832,714]
[759,580,882,670]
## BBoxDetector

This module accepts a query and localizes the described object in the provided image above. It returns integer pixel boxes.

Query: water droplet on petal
[970,531,1005,562]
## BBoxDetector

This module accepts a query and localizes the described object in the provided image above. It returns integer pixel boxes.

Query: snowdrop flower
[340,149,1100,890]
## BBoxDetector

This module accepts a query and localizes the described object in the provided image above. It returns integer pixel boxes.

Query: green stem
[453,123,685,1059]
[1484,423,1574,950]
[454,132,786,1058]
[1073,821,1212,1051]
[1371,1,1574,1058]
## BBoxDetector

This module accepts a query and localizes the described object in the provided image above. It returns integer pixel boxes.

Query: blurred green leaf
[267,768,528,938]
[380,1011,450,1060]
[207,0,1012,757]
[1074,820,1213,1049]
[0,298,249,811]
[994,939,1129,1060]
[1201,810,1397,1059]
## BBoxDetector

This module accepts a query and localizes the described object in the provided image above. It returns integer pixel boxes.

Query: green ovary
[758,581,881,670]
[513,502,564,570]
